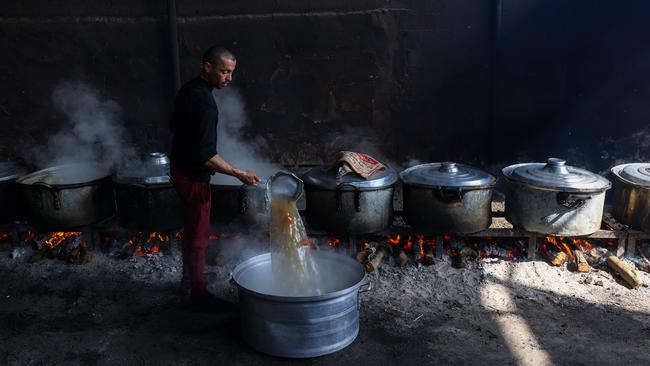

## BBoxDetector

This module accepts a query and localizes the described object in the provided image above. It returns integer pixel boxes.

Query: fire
[404,235,413,250]
[175,231,183,239]
[127,231,170,256]
[417,235,425,259]
[329,237,341,248]
[387,234,401,246]
[543,236,575,262]
[0,232,10,241]
[21,231,36,244]
[43,232,82,248]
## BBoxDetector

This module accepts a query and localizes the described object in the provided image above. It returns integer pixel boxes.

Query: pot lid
[302,166,397,190]
[0,161,27,182]
[17,163,109,185]
[399,162,495,189]
[611,163,650,187]
[503,158,611,192]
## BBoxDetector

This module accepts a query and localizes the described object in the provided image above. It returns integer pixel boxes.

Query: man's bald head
[202,45,236,65]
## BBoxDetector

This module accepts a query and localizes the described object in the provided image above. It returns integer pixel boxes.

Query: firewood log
[606,256,644,288]
[573,250,590,273]
[355,248,372,264]
[366,246,389,272]
[548,251,568,266]
[396,248,409,267]
[454,247,478,268]
[423,243,435,266]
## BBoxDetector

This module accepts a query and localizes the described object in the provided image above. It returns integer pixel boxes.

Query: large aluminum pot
[303,166,397,235]
[0,161,27,223]
[400,162,496,233]
[231,250,371,358]
[503,158,611,236]
[16,163,116,229]
[610,163,650,232]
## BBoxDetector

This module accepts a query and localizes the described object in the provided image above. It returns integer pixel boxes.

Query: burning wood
[423,239,435,266]
[366,246,389,272]
[355,246,372,264]
[396,247,409,267]
[455,247,478,268]
[606,256,644,288]
[573,250,590,273]
[548,251,568,266]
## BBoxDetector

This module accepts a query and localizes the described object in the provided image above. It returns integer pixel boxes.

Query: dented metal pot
[503,158,611,236]
[400,162,496,233]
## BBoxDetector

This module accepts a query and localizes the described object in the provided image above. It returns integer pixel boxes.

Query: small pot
[303,166,397,235]
[610,163,650,232]
[16,163,116,229]
[503,158,611,236]
[0,161,27,223]
[400,162,496,233]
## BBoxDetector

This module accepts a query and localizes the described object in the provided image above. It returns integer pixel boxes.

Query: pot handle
[336,183,361,213]
[238,186,248,215]
[556,192,592,210]
[33,181,61,210]
[358,276,373,293]
[432,187,464,205]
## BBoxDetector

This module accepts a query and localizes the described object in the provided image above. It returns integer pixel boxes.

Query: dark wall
[1,0,649,173]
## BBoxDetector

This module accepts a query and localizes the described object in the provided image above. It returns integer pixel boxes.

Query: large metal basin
[231,251,371,358]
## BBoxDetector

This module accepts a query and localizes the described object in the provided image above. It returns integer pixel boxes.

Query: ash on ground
[0,243,649,366]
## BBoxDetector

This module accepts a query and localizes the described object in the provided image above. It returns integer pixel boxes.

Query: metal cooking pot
[230,250,372,358]
[0,161,27,223]
[400,162,496,233]
[16,163,116,229]
[303,166,397,235]
[211,179,271,229]
[610,163,650,232]
[503,158,611,236]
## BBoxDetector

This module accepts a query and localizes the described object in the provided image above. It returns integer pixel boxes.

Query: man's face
[203,57,236,89]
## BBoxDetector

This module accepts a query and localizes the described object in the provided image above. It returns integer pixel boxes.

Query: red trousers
[171,164,211,296]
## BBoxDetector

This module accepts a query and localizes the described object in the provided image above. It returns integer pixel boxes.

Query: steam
[23,81,138,172]
[210,87,280,185]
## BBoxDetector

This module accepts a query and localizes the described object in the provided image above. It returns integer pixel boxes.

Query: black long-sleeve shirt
[169,76,218,182]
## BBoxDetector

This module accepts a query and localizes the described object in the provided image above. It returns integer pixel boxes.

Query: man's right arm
[204,154,260,185]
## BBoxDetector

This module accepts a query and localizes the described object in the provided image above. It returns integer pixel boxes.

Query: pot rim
[504,177,610,193]
[610,163,650,188]
[231,252,367,302]
[16,163,111,188]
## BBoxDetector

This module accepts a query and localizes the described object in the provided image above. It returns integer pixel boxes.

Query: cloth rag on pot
[335,151,386,179]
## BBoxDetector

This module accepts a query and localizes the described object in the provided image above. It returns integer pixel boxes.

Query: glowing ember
[329,237,341,248]
[43,232,82,249]
[387,235,401,246]
[417,235,425,259]
[21,231,36,244]
[0,232,10,241]
[403,235,413,250]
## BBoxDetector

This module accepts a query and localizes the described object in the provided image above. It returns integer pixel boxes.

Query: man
[169,45,260,310]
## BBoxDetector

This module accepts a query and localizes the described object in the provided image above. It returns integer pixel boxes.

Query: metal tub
[231,251,371,358]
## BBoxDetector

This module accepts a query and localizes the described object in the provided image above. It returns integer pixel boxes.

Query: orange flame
[43,232,82,248]
[329,237,341,248]
[544,236,574,262]
[21,231,36,244]
[417,235,425,259]
[404,235,413,250]
[387,235,401,246]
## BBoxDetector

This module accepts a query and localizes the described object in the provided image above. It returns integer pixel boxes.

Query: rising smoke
[23,81,138,173]
[210,87,280,184]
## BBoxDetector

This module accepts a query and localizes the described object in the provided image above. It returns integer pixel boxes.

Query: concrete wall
[1,1,649,173]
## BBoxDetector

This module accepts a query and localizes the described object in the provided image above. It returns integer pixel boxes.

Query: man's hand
[234,169,261,185]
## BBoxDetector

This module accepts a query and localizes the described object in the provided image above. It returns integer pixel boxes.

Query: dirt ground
[1,242,649,366]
